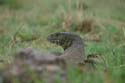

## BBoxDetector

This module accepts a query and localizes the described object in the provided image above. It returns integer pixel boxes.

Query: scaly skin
[47,32,86,66]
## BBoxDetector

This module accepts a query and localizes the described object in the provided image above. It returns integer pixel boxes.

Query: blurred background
[0,0,125,83]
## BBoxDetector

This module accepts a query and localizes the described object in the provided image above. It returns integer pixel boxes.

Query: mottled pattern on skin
[47,32,74,50]
[47,32,101,72]
[47,32,86,66]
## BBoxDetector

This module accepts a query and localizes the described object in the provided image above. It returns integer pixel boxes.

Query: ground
[0,0,125,83]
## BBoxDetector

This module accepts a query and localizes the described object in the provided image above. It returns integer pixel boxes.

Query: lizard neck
[62,37,86,64]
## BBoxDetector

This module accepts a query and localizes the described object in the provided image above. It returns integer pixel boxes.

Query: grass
[0,0,125,83]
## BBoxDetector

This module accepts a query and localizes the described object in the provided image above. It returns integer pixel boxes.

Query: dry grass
[0,0,125,83]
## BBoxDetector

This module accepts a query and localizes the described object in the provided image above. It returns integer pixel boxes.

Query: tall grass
[0,0,22,9]
[0,0,125,82]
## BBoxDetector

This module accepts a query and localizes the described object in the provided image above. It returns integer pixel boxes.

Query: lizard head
[47,32,80,50]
